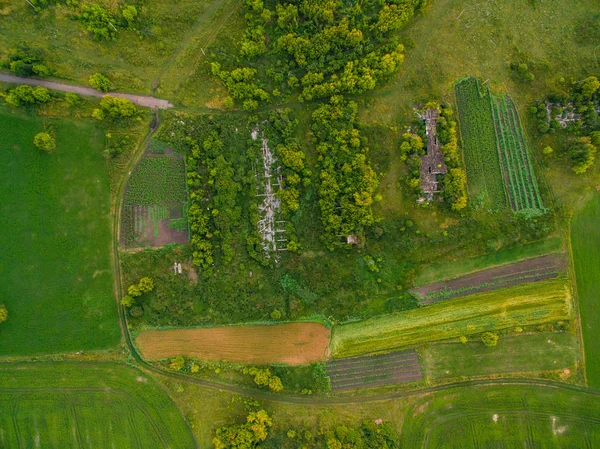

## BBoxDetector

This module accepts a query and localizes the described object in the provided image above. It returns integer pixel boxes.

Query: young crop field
[0,109,120,356]
[331,279,571,358]
[491,94,545,212]
[326,350,423,392]
[121,143,188,247]
[413,253,566,305]
[571,194,600,388]
[423,332,578,381]
[454,77,508,209]
[135,322,330,365]
[0,362,196,448]
[415,237,563,286]
[401,384,600,448]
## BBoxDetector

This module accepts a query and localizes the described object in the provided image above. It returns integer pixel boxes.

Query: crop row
[125,157,187,207]
[328,359,421,380]
[454,78,508,208]
[331,371,424,391]
[327,350,418,372]
[491,95,544,211]
[329,362,422,384]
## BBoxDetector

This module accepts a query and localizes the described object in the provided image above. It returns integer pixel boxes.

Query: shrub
[33,132,56,152]
[89,72,111,92]
[0,305,7,323]
[481,332,499,347]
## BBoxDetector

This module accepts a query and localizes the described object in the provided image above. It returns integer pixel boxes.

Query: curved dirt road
[0,73,173,109]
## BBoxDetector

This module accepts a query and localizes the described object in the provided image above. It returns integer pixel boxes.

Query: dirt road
[0,73,173,109]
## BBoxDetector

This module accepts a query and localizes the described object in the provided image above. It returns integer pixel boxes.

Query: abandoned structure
[419,108,447,200]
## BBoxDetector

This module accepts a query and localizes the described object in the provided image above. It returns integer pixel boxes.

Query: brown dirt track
[135,323,331,365]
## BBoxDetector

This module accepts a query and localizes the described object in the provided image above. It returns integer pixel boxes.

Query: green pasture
[423,331,578,381]
[0,362,195,449]
[415,236,562,286]
[571,194,600,388]
[331,279,571,358]
[0,109,119,355]
[401,384,600,448]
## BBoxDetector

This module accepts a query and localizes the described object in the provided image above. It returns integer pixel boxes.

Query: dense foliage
[33,132,56,152]
[4,85,52,107]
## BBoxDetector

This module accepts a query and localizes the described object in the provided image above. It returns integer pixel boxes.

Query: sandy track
[136,322,330,365]
[0,73,173,109]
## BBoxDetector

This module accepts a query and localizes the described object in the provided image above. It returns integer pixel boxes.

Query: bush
[0,305,7,323]
[89,72,111,92]
[481,332,499,347]
[33,132,56,152]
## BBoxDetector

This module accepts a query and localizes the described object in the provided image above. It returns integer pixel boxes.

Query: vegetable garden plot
[491,95,545,212]
[326,350,423,391]
[454,77,508,209]
[121,141,189,248]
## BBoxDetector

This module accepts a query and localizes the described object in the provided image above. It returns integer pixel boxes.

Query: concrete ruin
[418,109,447,200]
[253,128,287,263]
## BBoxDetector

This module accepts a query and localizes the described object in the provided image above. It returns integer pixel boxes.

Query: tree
[579,76,600,98]
[93,95,137,120]
[121,5,138,26]
[0,305,7,323]
[5,85,51,107]
[213,409,273,449]
[138,277,154,293]
[120,295,134,308]
[568,137,597,174]
[89,72,111,92]
[128,284,142,297]
[34,132,56,152]
[481,332,499,347]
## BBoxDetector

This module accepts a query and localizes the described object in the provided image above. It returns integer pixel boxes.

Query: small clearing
[412,253,566,304]
[135,322,330,365]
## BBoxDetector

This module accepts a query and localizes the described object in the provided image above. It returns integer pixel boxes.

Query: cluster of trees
[213,408,273,449]
[121,276,154,318]
[311,96,380,249]
[76,3,138,40]
[92,95,138,120]
[34,132,56,153]
[1,44,52,77]
[186,134,242,268]
[531,75,599,174]
[4,85,51,107]
[437,106,468,211]
[211,63,270,111]
[244,367,284,392]
[509,61,535,82]
[399,131,425,193]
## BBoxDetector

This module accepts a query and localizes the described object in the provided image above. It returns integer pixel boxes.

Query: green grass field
[0,108,120,355]
[415,236,562,286]
[0,362,195,448]
[423,332,578,381]
[571,194,600,388]
[331,279,571,358]
[401,384,600,448]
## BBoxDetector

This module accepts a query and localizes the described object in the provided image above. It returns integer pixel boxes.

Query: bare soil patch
[413,253,566,304]
[136,322,330,365]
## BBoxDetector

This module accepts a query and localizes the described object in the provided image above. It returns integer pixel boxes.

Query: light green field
[331,279,571,358]
[401,384,600,448]
[571,194,600,388]
[415,236,562,286]
[0,362,196,448]
[423,332,578,380]
[0,108,120,355]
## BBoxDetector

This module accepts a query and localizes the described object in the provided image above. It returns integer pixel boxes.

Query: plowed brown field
[135,322,331,365]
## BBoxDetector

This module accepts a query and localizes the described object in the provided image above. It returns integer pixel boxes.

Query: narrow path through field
[0,73,173,109]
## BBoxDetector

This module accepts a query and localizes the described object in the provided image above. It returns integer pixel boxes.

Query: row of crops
[326,350,423,391]
[454,77,508,209]
[491,95,545,212]
[455,77,545,213]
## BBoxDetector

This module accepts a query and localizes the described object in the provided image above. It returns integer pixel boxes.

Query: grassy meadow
[0,362,195,448]
[422,331,579,381]
[331,279,571,358]
[571,194,600,388]
[0,108,120,355]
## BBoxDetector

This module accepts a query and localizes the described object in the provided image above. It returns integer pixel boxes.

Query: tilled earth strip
[412,253,566,305]
[326,350,423,392]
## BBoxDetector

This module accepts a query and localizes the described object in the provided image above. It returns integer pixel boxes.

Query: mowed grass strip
[331,280,571,358]
[415,236,562,286]
[136,322,330,365]
[0,109,119,356]
[571,194,600,388]
[422,332,578,380]
[0,362,196,449]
